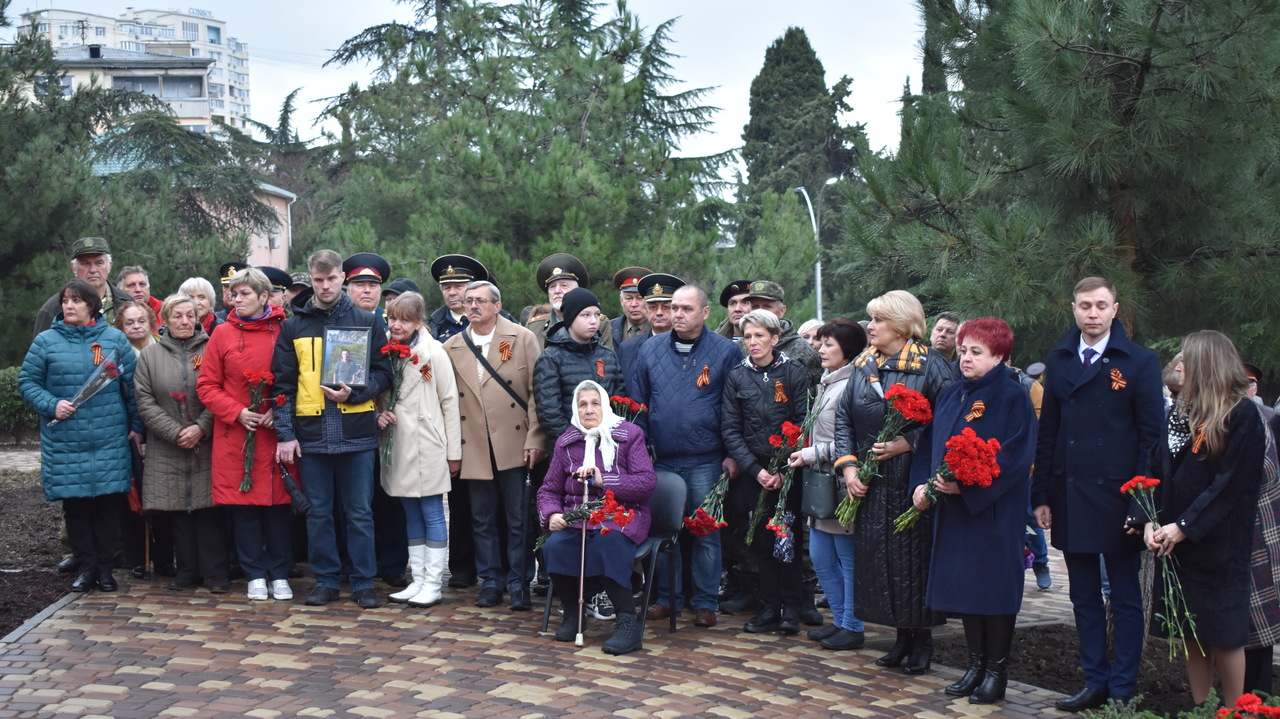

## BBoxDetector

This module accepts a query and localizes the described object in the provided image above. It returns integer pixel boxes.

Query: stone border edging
[0,591,77,644]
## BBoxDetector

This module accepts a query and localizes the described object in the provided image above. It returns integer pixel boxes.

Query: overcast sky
[11,1,923,161]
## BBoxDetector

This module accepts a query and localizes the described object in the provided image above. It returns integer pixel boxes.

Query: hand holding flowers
[834,383,933,525]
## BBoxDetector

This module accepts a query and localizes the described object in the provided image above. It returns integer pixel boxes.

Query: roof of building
[54,45,213,68]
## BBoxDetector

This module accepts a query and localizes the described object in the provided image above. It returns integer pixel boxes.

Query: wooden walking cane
[576,470,590,647]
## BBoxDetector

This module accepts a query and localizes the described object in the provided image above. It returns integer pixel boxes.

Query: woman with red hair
[908,317,1038,704]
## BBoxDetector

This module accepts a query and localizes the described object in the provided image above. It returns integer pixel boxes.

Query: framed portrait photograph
[320,327,372,390]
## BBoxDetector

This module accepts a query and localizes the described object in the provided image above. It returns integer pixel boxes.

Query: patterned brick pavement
[0,550,1077,719]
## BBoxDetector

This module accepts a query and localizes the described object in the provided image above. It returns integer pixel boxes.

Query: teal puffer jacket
[20,319,142,500]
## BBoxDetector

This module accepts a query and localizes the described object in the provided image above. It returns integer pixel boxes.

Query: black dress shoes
[807,625,839,641]
[96,569,118,592]
[57,556,77,574]
[71,570,96,592]
[1055,687,1110,713]
[475,587,503,607]
[820,628,866,650]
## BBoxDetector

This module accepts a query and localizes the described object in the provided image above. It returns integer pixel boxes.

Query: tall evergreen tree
[835,0,1280,368]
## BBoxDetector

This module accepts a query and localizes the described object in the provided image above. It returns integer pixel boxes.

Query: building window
[120,41,145,53]
[209,67,223,79]
[207,25,221,45]
[162,76,203,99]
[208,82,224,98]
[37,22,49,34]
[181,21,198,41]
[187,125,207,134]
[58,24,69,36]
[210,99,225,109]
[113,75,160,96]
[95,26,106,36]
[208,51,222,62]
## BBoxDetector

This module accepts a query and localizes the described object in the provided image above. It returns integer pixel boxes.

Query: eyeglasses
[463,298,496,306]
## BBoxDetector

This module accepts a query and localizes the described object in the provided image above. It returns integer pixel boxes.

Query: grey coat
[134,328,215,512]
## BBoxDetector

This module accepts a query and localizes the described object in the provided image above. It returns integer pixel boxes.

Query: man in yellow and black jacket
[272,250,392,610]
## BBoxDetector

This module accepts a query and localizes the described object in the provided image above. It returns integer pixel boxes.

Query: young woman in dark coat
[721,309,811,634]
[832,290,956,674]
[909,318,1037,704]
[1138,330,1265,707]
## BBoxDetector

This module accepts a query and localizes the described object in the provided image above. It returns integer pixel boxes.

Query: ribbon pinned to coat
[774,380,788,403]
[499,341,513,362]
[90,343,105,365]
[420,363,432,381]
[596,358,605,378]
[1110,368,1127,391]
[696,365,710,388]
[966,400,986,422]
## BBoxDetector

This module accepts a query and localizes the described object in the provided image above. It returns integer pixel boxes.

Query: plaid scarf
[1247,404,1280,649]
[852,339,932,378]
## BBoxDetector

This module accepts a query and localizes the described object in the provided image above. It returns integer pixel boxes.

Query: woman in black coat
[1139,330,1265,708]
[721,309,810,634]
[833,290,956,674]
[909,318,1037,704]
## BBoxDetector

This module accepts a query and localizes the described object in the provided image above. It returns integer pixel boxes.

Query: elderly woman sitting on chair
[537,380,656,655]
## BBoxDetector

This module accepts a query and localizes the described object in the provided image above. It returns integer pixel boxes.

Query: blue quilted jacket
[630,327,741,465]
[20,319,141,500]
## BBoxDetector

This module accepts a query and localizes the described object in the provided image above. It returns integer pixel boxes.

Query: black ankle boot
[743,603,782,633]
[778,604,801,635]
[945,616,987,696]
[970,657,1008,703]
[875,628,914,667]
[555,603,587,642]
[603,612,643,655]
[902,628,933,674]
[946,653,986,696]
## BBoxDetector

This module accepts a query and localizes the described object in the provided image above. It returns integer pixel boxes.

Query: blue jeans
[301,450,376,591]
[654,460,722,612]
[810,527,863,632]
[467,467,532,593]
[229,504,292,582]
[401,495,447,546]
[1026,507,1049,566]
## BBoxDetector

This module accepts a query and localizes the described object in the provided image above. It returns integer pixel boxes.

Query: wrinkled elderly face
[73,254,111,292]
[464,287,501,326]
[748,297,785,320]
[440,281,468,312]
[547,279,577,312]
[931,319,958,355]
[646,300,673,333]
[346,280,381,312]
[119,305,151,342]
[577,388,602,429]
[620,291,646,323]
[958,338,1002,380]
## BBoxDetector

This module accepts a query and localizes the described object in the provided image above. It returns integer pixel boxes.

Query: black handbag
[800,467,839,520]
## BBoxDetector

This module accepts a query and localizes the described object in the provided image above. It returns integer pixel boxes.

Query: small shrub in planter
[0,366,38,438]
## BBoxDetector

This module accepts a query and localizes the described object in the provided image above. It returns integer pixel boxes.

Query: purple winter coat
[537,420,657,545]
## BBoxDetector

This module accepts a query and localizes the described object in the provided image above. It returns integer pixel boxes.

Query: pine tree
[835,0,1280,368]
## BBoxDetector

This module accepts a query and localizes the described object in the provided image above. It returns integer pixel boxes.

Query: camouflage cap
[71,236,111,258]
[744,280,784,303]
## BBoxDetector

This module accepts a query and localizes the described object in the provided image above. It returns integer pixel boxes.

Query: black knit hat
[559,287,600,329]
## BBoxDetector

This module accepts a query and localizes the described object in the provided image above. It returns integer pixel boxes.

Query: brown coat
[134,328,216,512]
[443,316,548,479]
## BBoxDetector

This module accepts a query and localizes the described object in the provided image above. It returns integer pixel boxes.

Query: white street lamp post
[795,177,839,323]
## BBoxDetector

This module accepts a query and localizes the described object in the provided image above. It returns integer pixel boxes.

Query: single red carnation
[768,435,783,448]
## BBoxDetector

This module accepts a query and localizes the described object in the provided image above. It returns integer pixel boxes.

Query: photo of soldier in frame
[320,327,372,389]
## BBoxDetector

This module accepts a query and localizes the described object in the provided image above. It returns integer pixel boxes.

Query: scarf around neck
[570,380,622,471]
[853,338,932,374]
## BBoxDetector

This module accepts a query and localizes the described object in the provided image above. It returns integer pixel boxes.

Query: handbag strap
[462,330,528,412]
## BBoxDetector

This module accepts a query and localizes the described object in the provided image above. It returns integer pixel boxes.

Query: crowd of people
[18,236,1280,711]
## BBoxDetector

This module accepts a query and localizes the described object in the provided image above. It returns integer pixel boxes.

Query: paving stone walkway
[0,550,1077,718]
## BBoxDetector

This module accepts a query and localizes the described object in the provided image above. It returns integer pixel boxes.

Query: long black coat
[1150,399,1265,646]
[1032,320,1165,554]
[833,343,956,628]
[910,366,1037,616]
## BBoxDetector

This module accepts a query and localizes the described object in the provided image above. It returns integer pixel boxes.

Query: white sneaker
[247,578,269,601]
[270,579,293,601]
[587,590,616,620]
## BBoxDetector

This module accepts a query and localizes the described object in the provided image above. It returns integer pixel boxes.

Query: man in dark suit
[1032,277,1165,712]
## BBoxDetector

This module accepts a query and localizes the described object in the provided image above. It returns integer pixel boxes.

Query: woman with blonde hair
[1138,330,1266,707]
[832,289,956,674]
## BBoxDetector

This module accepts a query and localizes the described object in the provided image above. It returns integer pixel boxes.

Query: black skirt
[542,527,636,589]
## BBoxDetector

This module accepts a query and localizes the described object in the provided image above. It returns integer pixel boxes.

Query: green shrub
[0,366,38,434]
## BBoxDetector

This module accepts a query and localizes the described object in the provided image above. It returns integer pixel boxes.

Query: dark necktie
[1082,347,1097,368]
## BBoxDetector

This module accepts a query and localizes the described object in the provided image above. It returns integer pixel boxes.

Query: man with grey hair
[116,265,163,323]
[443,280,547,611]
[632,284,742,629]
[35,237,133,334]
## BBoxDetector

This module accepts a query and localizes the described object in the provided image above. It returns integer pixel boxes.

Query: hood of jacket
[223,303,287,332]
[290,288,354,319]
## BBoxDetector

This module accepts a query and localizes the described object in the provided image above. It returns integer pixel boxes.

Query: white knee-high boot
[390,545,426,603]
[408,546,447,608]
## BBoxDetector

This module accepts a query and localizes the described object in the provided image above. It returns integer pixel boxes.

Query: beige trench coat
[443,316,547,480]
[379,336,461,497]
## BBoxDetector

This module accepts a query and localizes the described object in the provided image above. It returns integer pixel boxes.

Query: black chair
[539,470,687,637]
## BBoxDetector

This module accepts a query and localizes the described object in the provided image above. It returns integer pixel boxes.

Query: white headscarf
[570,380,623,471]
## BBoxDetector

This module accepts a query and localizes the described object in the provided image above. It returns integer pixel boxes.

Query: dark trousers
[170,507,230,583]
[63,493,124,574]
[467,465,531,593]
[229,504,293,581]
[1245,646,1274,695]
[447,485,476,580]
[1064,550,1144,696]
[372,479,408,577]
[750,485,802,608]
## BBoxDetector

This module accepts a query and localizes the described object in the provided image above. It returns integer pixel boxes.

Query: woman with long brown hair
[1140,330,1266,707]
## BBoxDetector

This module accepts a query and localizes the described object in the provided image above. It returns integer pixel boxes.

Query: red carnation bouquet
[1215,692,1280,718]
[744,420,806,546]
[683,470,730,536]
[240,370,282,492]
[534,489,635,551]
[379,341,417,468]
[835,383,933,526]
[894,427,1001,532]
[609,395,648,423]
[1123,475,1198,658]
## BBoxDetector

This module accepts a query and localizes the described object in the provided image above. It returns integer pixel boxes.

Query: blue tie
[1082,347,1097,368]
